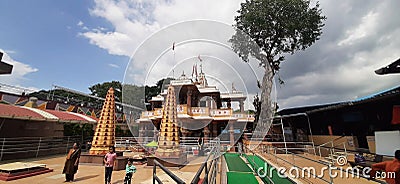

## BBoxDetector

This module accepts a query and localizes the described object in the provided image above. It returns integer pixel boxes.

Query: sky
[1,0,400,110]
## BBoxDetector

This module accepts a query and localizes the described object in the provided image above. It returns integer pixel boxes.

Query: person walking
[62,142,81,182]
[104,146,117,184]
[124,158,136,184]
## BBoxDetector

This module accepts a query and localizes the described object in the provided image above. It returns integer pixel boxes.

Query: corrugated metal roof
[0,103,97,123]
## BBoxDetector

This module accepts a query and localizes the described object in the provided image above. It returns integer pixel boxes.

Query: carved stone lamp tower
[155,85,187,165]
[89,87,116,155]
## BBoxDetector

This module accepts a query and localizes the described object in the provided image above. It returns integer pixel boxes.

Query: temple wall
[0,118,63,137]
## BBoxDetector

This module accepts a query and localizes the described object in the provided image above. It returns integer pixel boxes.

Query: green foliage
[115,125,132,137]
[29,89,92,105]
[231,0,326,73]
[144,78,173,102]
[63,123,94,137]
[89,81,122,101]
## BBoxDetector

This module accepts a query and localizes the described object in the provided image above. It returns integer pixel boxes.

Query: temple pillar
[139,123,145,142]
[154,125,158,142]
[229,122,235,151]
[239,100,244,113]
[204,125,210,143]
[187,90,192,109]
[212,122,218,137]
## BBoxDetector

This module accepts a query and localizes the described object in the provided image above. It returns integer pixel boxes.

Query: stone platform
[0,162,53,181]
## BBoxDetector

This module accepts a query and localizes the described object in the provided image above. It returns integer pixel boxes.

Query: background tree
[89,81,122,102]
[231,0,326,135]
[144,78,173,102]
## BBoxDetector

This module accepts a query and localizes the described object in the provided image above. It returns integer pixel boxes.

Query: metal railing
[315,136,347,159]
[152,159,186,184]
[0,136,83,161]
[190,138,220,184]
[245,145,333,183]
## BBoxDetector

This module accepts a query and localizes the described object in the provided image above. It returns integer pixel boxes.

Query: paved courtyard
[0,154,205,184]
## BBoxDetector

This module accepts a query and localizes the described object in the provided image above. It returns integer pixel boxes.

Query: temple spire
[156,85,181,156]
[89,87,116,155]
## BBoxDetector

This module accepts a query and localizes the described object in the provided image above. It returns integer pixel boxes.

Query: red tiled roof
[45,110,97,123]
[0,104,97,123]
[0,103,45,120]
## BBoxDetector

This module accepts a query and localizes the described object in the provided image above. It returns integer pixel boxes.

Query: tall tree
[231,0,326,136]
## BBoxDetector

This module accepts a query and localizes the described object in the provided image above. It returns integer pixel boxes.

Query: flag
[172,42,175,51]
[37,102,47,110]
[91,109,97,118]
[66,105,75,112]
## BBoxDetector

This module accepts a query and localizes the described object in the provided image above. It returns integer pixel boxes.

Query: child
[124,158,136,184]
[104,146,117,184]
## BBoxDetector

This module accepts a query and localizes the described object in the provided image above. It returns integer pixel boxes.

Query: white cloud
[77,20,84,26]
[82,0,400,110]
[81,0,242,57]
[338,11,379,46]
[108,63,120,68]
[0,49,39,94]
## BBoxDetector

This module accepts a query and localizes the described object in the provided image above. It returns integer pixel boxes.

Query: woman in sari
[62,142,81,182]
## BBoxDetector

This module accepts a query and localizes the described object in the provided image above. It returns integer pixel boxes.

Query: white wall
[375,130,400,156]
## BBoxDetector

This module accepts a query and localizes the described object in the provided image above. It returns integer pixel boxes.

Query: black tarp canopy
[375,58,400,75]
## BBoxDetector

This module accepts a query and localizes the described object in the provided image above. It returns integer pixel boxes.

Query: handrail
[248,145,333,183]
[153,159,185,184]
[190,138,220,184]
[316,136,347,158]
[317,135,346,148]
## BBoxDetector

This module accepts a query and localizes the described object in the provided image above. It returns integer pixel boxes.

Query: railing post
[329,164,334,184]
[153,163,156,184]
[0,138,5,161]
[318,147,322,158]
[36,137,42,158]
[66,136,70,153]
[292,153,295,165]
[204,162,208,184]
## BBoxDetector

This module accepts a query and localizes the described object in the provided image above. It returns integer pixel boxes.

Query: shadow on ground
[74,175,99,182]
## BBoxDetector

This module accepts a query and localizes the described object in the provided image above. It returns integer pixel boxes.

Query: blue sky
[1,0,400,109]
[0,0,127,93]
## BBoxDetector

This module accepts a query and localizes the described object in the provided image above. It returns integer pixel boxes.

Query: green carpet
[227,172,258,184]
[224,153,253,172]
[245,154,294,184]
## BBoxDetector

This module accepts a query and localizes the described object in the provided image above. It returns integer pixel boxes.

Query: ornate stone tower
[156,85,181,157]
[89,87,116,155]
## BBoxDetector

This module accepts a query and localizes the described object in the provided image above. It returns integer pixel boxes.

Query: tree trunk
[250,64,274,148]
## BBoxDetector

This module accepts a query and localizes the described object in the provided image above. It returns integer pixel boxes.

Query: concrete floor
[0,154,205,184]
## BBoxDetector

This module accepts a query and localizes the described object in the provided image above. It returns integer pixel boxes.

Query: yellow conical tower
[89,87,116,155]
[156,85,181,157]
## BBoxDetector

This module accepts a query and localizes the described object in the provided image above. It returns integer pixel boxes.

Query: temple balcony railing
[153,108,163,116]
[232,113,255,121]
[141,111,154,118]
[190,107,210,116]
[177,104,188,114]
[140,106,254,121]
[210,108,232,117]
